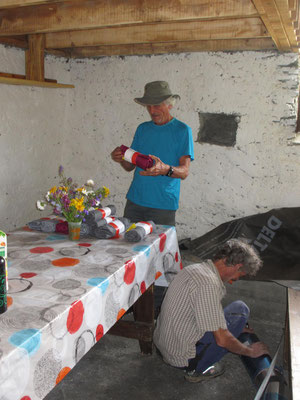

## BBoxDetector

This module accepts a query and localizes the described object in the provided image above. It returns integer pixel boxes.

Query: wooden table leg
[133,284,154,355]
[107,284,155,355]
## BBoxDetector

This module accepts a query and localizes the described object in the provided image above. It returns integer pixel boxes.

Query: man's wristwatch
[166,166,174,177]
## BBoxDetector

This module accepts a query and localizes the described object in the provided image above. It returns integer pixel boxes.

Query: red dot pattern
[140,281,146,294]
[20,273,37,279]
[96,324,104,341]
[159,233,167,252]
[66,301,84,334]
[124,260,136,284]
[30,247,54,254]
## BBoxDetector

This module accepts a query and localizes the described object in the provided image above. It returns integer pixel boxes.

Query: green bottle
[0,256,7,314]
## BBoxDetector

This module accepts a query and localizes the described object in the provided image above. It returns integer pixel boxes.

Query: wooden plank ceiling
[0,0,299,58]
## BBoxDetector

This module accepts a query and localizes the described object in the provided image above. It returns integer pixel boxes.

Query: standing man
[111,81,194,226]
[154,239,269,383]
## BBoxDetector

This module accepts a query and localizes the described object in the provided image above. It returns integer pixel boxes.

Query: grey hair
[163,96,178,107]
[212,238,262,276]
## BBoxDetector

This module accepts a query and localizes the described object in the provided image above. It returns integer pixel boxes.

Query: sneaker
[184,363,225,383]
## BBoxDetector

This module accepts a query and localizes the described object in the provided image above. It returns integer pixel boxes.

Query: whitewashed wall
[0,45,299,241]
[0,45,73,231]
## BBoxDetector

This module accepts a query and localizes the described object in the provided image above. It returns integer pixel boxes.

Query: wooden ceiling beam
[0,35,27,48]
[252,0,299,51]
[0,0,259,36]
[61,38,276,58]
[45,17,268,49]
[0,0,67,8]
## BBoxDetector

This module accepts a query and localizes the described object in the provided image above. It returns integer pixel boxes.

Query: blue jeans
[187,300,250,373]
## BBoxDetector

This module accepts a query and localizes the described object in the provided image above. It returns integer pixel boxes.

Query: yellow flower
[70,197,85,212]
[103,186,110,198]
[50,186,57,194]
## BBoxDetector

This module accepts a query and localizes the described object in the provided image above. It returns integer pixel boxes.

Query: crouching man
[153,239,269,383]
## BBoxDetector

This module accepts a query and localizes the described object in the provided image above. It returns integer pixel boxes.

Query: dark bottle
[0,256,7,314]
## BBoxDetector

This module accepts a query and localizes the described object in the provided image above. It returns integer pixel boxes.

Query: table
[0,224,181,400]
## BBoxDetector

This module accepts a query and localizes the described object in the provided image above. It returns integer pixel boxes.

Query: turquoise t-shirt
[126,118,194,210]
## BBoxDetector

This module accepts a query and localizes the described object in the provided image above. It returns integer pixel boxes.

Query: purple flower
[58,165,64,175]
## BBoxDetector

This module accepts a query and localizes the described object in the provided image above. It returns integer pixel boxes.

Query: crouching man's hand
[248,341,270,358]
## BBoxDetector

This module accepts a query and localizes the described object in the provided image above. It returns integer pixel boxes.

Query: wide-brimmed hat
[134,81,180,106]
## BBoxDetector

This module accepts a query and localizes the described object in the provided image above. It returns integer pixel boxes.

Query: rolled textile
[55,221,69,235]
[85,205,116,224]
[92,216,116,229]
[120,145,154,170]
[125,221,156,242]
[40,219,60,233]
[80,223,91,236]
[27,219,43,231]
[92,217,131,239]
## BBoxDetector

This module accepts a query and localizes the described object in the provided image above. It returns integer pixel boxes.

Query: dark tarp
[186,207,300,281]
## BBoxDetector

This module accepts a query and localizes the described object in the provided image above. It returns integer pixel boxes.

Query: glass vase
[68,221,82,241]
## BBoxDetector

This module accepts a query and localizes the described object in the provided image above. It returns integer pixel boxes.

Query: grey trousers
[124,199,176,226]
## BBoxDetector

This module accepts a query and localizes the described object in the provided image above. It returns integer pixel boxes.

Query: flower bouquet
[37,166,109,240]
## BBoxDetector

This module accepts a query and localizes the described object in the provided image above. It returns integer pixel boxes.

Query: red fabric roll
[120,145,154,170]
[55,221,69,234]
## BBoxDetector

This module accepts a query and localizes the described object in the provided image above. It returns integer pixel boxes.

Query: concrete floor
[45,253,289,400]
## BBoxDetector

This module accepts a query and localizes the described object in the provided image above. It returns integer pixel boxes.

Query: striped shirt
[153,260,227,367]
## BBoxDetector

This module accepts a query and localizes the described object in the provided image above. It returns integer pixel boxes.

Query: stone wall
[0,45,299,240]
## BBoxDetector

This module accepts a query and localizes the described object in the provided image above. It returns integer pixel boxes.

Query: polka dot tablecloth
[0,225,182,400]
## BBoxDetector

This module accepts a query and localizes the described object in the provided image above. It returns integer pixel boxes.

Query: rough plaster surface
[0,46,299,241]
[0,46,72,231]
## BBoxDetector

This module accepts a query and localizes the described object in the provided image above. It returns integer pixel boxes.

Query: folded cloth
[92,217,131,239]
[120,145,154,170]
[85,205,117,224]
[55,221,69,234]
[124,221,156,242]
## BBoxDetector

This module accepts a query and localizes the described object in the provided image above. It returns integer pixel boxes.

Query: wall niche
[197,112,240,147]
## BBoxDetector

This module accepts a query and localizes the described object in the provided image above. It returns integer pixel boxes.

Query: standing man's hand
[140,154,191,180]
[111,147,135,172]
[139,155,168,176]
[111,147,123,163]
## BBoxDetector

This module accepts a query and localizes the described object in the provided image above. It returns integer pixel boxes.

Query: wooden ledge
[288,288,300,400]
[0,76,74,88]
